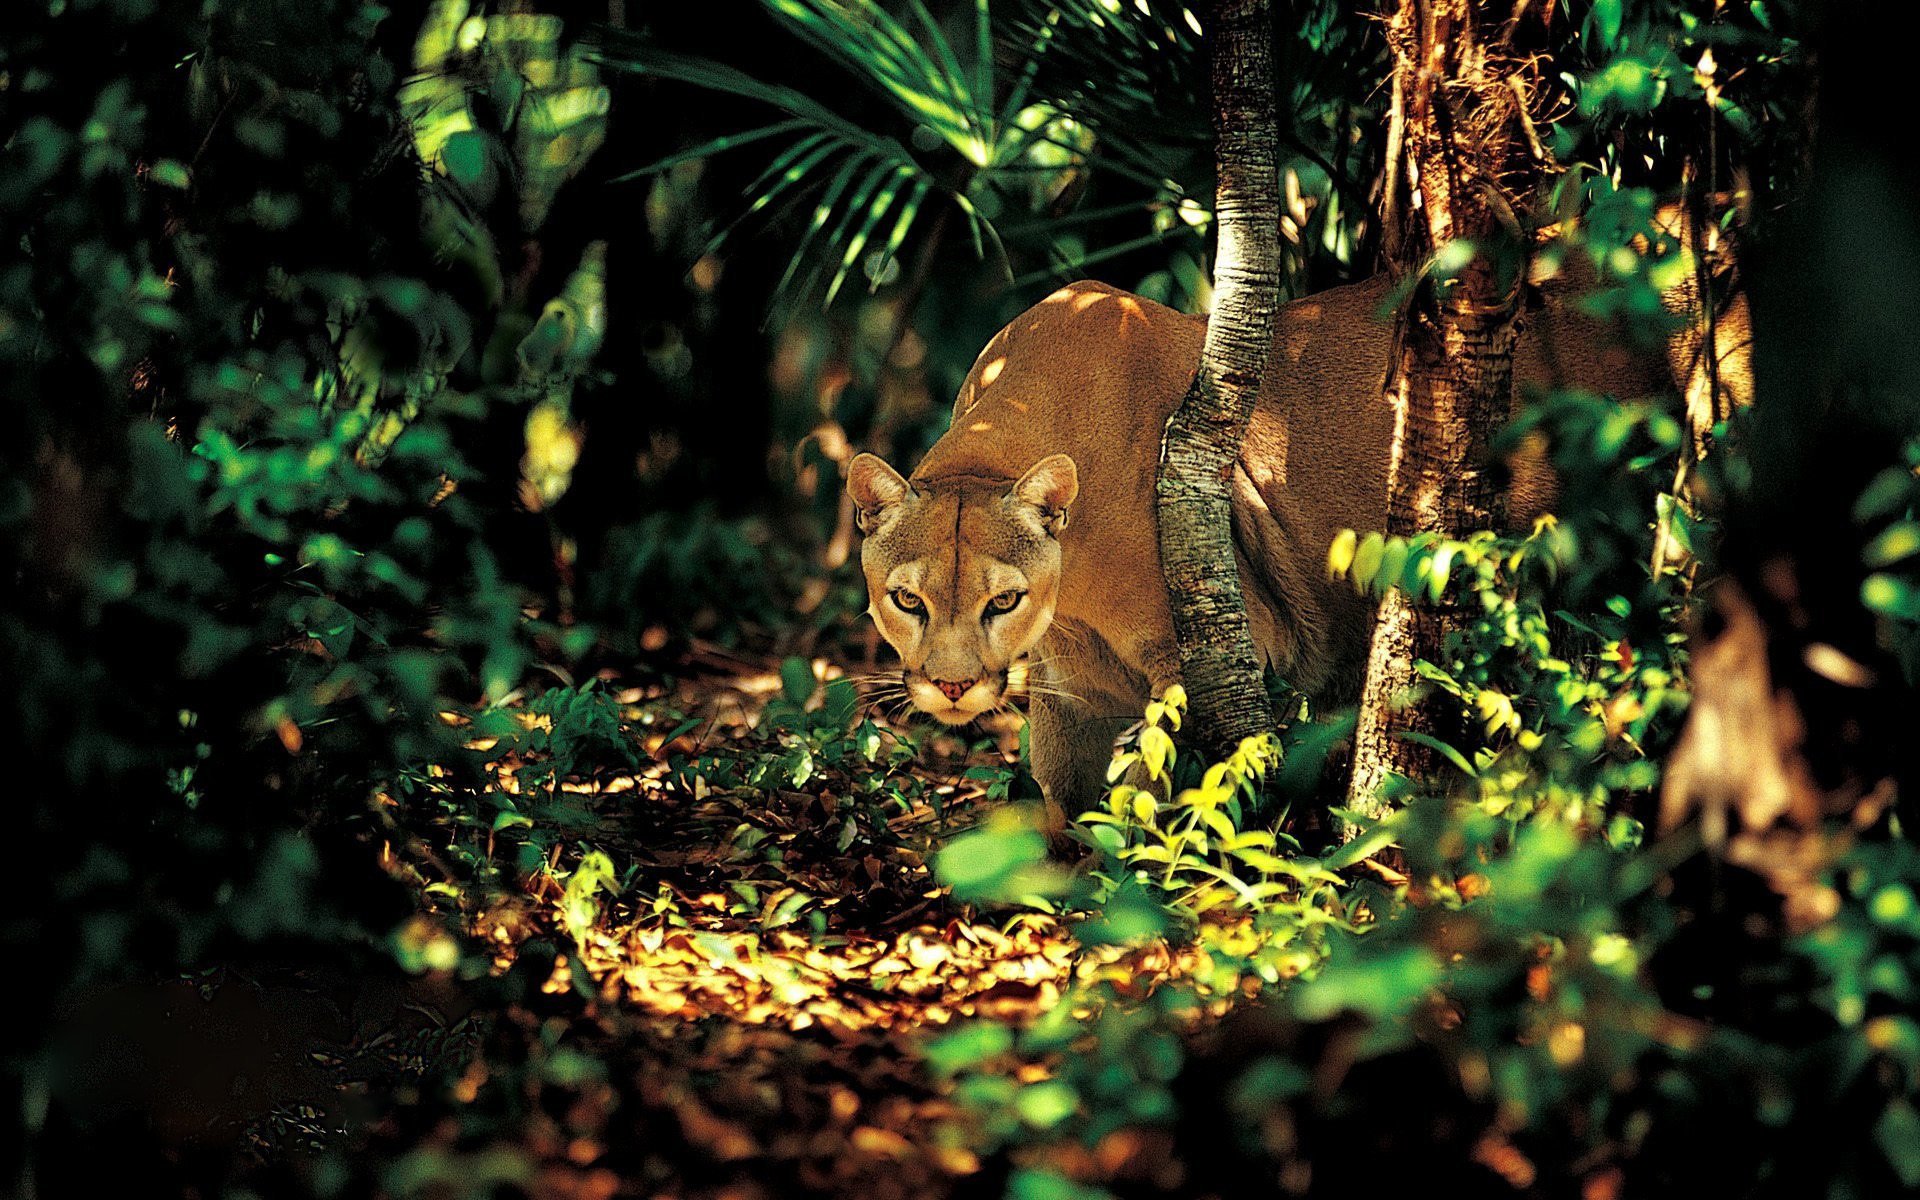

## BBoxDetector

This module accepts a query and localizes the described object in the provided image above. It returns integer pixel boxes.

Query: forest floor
[179,642,1199,1200]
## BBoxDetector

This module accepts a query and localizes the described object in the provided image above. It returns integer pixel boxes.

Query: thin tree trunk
[1345,0,1533,818]
[1155,0,1282,755]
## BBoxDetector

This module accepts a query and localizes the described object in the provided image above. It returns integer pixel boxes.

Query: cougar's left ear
[848,453,913,534]
[1012,453,1078,537]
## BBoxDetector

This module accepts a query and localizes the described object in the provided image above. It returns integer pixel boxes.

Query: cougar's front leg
[1024,627,1150,849]
[1028,688,1108,841]
[1028,688,1137,856]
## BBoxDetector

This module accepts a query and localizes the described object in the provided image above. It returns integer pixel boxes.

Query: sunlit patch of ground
[361,643,1205,1198]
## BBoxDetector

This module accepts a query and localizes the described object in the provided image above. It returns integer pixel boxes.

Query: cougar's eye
[985,590,1025,616]
[890,588,925,615]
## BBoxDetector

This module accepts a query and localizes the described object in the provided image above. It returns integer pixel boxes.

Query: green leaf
[1016,1080,1079,1129]
[1318,811,1399,872]
[1007,1168,1111,1200]
[1853,468,1912,523]
[1326,528,1357,579]
[935,822,1046,898]
[1139,725,1176,780]
[923,1020,1013,1076]
[1294,944,1444,1022]
[1077,876,1167,945]
[1351,531,1385,594]
[766,889,812,927]
[820,677,859,730]
[1593,0,1624,48]
[1865,522,1920,568]
[780,656,817,705]
[1878,1100,1920,1188]
[440,129,491,188]
[1399,729,1477,777]
[148,158,191,189]
[825,166,911,306]
[610,118,812,181]
[1426,544,1455,603]
[1377,537,1409,594]
[1863,574,1920,621]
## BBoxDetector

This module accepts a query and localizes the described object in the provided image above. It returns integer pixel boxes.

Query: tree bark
[1155,0,1282,756]
[1345,0,1533,818]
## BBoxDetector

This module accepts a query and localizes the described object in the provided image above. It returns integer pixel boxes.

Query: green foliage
[1181,796,1920,1197]
[920,6,1841,1190]
[3,0,614,1008]
[930,690,1361,1178]
[1552,0,1804,194]
[597,0,1384,314]
[557,847,621,947]
[673,658,934,859]
[403,3,611,235]
[1077,687,1342,921]
[1005,0,1380,295]
[935,807,1063,906]
[946,977,1198,1161]
[1856,436,1920,681]
[1330,516,1684,825]
[586,507,790,641]
[17,3,1917,1197]
[470,680,640,804]
[593,0,1052,307]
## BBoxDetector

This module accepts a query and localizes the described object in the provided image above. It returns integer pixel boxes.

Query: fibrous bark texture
[1155,0,1282,755]
[1346,0,1537,815]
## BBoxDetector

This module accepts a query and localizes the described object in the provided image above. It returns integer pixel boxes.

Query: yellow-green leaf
[1327,528,1358,579]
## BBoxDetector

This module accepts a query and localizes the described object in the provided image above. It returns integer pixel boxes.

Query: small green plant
[674,657,930,857]
[474,681,640,800]
[556,846,621,950]
[1075,686,1340,920]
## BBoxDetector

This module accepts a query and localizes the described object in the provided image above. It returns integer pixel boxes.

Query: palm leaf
[696,133,844,261]
[609,119,812,182]
[1010,226,1200,289]
[868,174,935,290]
[776,149,879,295]
[824,165,913,305]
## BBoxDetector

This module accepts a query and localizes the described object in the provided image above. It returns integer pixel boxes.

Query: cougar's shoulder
[922,279,1204,488]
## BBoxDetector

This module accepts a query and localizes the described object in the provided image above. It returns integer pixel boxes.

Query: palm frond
[589,1,1244,309]
[591,13,998,309]
[824,165,916,305]
[608,119,812,183]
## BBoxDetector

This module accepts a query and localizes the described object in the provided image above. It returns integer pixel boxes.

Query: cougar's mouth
[904,668,1008,725]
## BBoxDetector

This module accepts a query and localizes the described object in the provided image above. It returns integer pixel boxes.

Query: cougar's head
[847,452,1078,724]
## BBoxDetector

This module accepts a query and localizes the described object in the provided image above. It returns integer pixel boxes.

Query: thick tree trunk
[1347,312,1518,811]
[1155,0,1282,755]
[1345,0,1531,818]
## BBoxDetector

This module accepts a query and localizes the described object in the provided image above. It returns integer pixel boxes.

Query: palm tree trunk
[1345,0,1531,818]
[1156,0,1283,756]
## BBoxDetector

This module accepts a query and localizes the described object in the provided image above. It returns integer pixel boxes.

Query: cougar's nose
[931,678,976,702]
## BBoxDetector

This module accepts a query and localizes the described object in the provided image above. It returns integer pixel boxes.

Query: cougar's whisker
[1024,685,1088,705]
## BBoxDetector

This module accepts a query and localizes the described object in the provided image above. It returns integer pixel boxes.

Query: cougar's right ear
[848,453,913,534]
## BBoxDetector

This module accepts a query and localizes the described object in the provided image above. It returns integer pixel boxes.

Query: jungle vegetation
[7,2,1919,1198]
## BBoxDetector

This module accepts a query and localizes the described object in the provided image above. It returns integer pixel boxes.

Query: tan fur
[851,266,1751,825]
